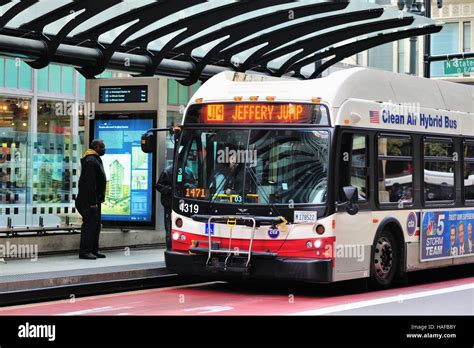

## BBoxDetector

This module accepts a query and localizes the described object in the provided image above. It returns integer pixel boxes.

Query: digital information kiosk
[86,78,168,229]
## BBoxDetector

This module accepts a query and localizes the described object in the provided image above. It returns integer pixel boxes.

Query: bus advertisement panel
[421,210,474,261]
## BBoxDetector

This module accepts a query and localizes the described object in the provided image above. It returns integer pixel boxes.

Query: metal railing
[0,216,80,237]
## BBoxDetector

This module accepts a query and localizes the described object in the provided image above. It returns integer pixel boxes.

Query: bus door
[334,132,372,278]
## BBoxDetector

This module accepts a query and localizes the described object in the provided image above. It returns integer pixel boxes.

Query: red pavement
[0,276,472,316]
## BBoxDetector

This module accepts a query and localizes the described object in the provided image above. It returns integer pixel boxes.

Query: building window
[168,79,201,105]
[78,73,86,98]
[61,66,74,95]
[49,65,61,93]
[38,67,49,92]
[464,22,471,53]
[368,42,394,72]
[356,52,364,66]
[424,139,455,202]
[168,79,179,105]
[2,58,32,90]
[378,135,413,205]
[191,81,201,96]
[78,71,113,97]
[431,22,460,77]
[178,83,188,106]
[38,65,106,95]
[398,40,405,74]
[463,22,472,77]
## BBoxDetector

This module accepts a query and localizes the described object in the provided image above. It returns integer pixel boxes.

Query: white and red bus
[145,67,474,289]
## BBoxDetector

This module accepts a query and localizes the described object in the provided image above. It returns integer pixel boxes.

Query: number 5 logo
[437,214,445,236]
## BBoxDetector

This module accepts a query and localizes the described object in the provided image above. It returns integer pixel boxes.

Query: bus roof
[191,68,473,114]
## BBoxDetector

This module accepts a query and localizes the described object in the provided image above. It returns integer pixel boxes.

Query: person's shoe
[93,252,106,258]
[79,253,97,260]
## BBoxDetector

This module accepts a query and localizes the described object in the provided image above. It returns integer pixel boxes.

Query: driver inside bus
[210,153,244,196]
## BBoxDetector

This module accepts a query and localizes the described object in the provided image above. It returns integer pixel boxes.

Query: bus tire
[369,229,399,290]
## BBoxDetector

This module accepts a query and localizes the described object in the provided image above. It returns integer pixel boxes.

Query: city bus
[143,67,474,289]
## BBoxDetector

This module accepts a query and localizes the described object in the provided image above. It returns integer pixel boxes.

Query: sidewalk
[0,248,171,296]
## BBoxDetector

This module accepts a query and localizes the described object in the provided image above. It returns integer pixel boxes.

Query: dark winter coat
[75,150,107,213]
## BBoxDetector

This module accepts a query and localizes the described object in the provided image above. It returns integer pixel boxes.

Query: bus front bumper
[165,250,333,283]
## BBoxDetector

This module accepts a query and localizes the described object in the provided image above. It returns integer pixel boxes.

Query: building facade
[0,57,200,231]
[346,0,473,84]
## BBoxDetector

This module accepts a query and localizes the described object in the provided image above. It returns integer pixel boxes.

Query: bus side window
[464,142,474,201]
[378,135,413,205]
[424,139,455,202]
[340,133,368,202]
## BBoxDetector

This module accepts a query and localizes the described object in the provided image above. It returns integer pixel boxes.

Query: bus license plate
[294,211,317,223]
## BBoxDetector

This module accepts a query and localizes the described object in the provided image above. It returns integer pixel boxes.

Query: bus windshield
[175,128,329,205]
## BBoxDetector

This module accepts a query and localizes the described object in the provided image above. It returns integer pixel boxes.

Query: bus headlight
[314,240,322,248]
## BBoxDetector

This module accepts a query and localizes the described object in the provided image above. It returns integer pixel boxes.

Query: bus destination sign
[189,103,324,124]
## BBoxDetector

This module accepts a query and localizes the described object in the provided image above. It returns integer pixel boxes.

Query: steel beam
[428,52,474,62]
[0,34,229,80]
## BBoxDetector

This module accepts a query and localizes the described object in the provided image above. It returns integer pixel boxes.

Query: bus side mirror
[343,186,358,203]
[141,132,156,154]
[342,186,359,215]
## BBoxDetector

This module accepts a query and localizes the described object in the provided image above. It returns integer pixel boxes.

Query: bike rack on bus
[191,214,285,272]
[204,215,256,270]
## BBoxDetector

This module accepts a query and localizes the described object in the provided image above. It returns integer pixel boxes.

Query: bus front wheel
[369,229,399,290]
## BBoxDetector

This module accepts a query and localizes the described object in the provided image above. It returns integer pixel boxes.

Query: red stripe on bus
[171,230,335,258]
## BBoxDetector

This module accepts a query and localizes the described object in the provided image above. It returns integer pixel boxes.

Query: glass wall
[0,98,30,226]
[33,101,72,203]
[0,63,119,229]
[0,69,203,229]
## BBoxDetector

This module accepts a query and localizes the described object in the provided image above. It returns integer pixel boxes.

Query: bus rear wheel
[369,230,398,290]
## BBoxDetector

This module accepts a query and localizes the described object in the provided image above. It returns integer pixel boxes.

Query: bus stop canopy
[0,0,442,84]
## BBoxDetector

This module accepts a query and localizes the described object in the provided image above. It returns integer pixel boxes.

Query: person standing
[156,165,173,249]
[157,164,196,249]
[75,139,107,260]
